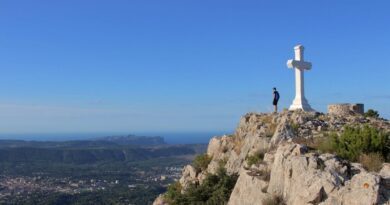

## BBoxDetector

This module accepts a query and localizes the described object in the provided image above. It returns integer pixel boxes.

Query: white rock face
[206,135,234,174]
[335,172,381,205]
[380,163,390,178]
[267,144,344,205]
[179,165,198,192]
[228,168,270,205]
[270,117,294,146]
[266,143,388,205]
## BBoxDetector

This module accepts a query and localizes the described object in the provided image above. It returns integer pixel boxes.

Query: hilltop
[154,110,390,205]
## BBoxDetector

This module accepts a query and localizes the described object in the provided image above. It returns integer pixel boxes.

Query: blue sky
[0,1,389,134]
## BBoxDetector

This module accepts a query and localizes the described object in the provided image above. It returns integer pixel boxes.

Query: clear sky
[0,0,389,135]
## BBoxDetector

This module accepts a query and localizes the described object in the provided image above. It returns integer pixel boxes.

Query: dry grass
[262,115,273,124]
[292,136,335,154]
[233,137,243,155]
[246,149,266,167]
[359,153,384,172]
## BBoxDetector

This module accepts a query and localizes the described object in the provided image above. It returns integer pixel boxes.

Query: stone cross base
[289,97,315,112]
[328,103,364,115]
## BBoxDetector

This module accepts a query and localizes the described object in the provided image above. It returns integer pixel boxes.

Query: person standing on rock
[273,87,280,113]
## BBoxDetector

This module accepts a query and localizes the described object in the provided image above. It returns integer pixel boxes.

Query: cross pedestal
[287,45,315,112]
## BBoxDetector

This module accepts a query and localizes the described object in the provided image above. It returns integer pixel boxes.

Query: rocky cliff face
[154,111,390,205]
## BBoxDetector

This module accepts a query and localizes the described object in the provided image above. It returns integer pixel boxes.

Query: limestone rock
[270,118,294,146]
[267,142,389,205]
[179,165,198,192]
[228,168,270,205]
[267,143,344,205]
[380,163,390,179]
[154,111,390,205]
[152,195,169,205]
[336,172,381,205]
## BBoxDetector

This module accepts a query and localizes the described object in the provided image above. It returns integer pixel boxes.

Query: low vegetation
[246,150,266,167]
[192,154,212,173]
[359,153,384,172]
[290,122,300,135]
[295,125,389,172]
[164,167,238,205]
[165,182,182,202]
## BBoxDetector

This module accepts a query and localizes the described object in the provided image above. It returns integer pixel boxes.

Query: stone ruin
[328,103,364,115]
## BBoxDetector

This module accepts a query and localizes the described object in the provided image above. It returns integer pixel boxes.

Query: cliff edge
[154,110,390,205]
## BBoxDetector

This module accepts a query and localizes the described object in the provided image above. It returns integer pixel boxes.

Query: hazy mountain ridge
[0,136,206,165]
[93,135,166,146]
[0,135,166,148]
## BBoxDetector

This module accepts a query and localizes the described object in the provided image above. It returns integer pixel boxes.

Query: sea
[0,131,232,144]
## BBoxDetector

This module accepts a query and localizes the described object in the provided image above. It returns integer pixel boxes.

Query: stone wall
[328,103,364,115]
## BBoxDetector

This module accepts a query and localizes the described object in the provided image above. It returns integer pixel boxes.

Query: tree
[364,109,379,118]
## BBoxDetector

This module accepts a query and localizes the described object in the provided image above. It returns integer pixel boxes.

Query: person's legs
[273,100,277,113]
[272,99,278,112]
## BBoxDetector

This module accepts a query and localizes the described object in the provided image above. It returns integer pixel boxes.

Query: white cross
[286,45,315,111]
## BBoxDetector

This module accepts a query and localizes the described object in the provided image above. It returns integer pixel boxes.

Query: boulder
[270,118,294,146]
[228,168,270,205]
[179,165,198,192]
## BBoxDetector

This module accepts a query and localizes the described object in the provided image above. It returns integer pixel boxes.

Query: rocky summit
[154,110,390,205]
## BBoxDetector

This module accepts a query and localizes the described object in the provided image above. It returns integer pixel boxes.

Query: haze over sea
[0,132,227,144]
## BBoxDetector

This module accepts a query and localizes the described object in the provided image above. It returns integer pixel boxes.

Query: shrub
[246,150,265,167]
[330,125,389,162]
[359,153,384,172]
[164,182,182,201]
[364,109,379,118]
[293,126,389,170]
[167,167,238,205]
[290,123,300,135]
[193,154,212,173]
